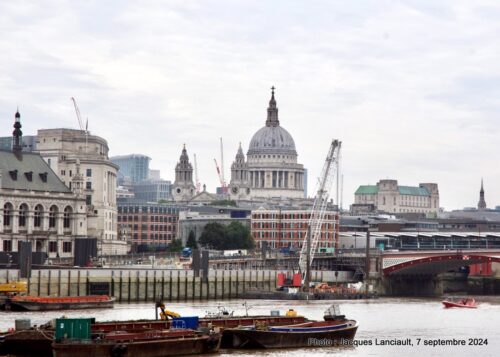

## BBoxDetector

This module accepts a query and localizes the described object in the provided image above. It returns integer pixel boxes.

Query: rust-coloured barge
[5,295,114,311]
[0,315,308,356]
[52,329,221,357]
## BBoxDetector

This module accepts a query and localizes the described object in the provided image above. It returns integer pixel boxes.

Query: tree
[198,221,254,250]
[168,239,183,252]
[226,221,255,249]
[186,230,198,249]
[199,222,227,250]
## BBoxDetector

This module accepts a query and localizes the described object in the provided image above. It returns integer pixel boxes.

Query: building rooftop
[110,154,151,160]
[0,150,70,192]
[355,185,378,194]
[355,185,431,196]
[398,186,429,196]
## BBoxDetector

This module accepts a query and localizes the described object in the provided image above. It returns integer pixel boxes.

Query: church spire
[265,86,280,127]
[235,142,245,163]
[12,108,23,152]
[478,178,487,211]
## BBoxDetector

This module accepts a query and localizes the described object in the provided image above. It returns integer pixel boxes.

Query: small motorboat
[442,297,477,309]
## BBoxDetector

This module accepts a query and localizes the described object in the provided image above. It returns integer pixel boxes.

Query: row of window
[254,231,334,239]
[118,206,179,214]
[118,215,178,223]
[131,233,174,241]
[252,222,335,229]
[60,168,92,177]
[251,213,338,220]
[2,240,72,253]
[3,203,72,229]
[126,224,177,232]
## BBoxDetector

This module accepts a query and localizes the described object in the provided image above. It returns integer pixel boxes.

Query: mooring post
[365,231,371,295]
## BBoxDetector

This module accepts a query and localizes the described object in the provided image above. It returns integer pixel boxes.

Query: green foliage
[199,221,254,250]
[168,239,183,252]
[186,230,198,249]
[199,222,227,250]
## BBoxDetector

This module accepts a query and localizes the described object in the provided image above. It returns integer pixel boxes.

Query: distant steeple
[265,86,280,127]
[12,109,23,152]
[478,178,487,210]
[175,144,193,184]
[235,142,245,163]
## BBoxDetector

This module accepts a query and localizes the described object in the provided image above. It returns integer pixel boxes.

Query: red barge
[5,295,114,311]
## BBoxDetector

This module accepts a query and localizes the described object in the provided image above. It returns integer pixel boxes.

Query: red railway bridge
[381,249,500,276]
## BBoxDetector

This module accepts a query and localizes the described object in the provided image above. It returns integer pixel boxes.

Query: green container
[55,318,93,341]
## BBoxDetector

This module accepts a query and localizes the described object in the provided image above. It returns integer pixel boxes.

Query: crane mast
[193,154,200,193]
[214,158,224,188]
[70,97,84,130]
[219,137,226,187]
[298,139,341,286]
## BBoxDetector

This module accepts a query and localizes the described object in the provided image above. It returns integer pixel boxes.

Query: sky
[1,0,499,211]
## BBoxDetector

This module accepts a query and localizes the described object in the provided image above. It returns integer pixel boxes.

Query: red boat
[442,297,477,309]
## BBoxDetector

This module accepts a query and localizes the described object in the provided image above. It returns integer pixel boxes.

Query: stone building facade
[0,112,87,258]
[36,128,127,255]
[228,89,306,200]
[354,179,439,216]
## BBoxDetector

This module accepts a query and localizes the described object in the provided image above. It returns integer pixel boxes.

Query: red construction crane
[214,158,225,188]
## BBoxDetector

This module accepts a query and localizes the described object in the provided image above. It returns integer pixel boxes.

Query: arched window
[63,206,72,229]
[19,204,28,228]
[3,203,13,227]
[34,205,44,228]
[49,206,58,228]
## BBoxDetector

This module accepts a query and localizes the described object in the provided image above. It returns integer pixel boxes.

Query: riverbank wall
[0,269,354,302]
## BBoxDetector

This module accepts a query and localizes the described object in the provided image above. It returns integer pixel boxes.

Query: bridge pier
[379,274,443,296]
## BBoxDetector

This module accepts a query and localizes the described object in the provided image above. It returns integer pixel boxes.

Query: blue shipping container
[172,316,199,330]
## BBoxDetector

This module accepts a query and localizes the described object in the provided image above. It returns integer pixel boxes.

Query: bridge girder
[383,254,500,276]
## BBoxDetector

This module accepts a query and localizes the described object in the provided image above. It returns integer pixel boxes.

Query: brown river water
[1,297,499,356]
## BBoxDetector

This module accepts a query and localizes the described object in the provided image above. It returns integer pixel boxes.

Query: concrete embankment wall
[0,269,354,301]
[0,269,275,302]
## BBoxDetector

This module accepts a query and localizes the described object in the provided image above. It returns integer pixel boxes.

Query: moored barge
[226,320,358,348]
[5,295,114,311]
[224,304,358,349]
[0,313,307,356]
[52,329,221,357]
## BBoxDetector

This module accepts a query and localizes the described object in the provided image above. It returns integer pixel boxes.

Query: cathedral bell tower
[172,144,196,202]
[228,142,250,199]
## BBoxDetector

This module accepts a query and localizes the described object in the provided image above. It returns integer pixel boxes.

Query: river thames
[1,297,499,356]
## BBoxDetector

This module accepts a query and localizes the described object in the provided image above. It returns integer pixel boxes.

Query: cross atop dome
[266,86,279,127]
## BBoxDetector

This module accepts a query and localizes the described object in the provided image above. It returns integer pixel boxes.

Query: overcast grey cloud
[1,0,499,210]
